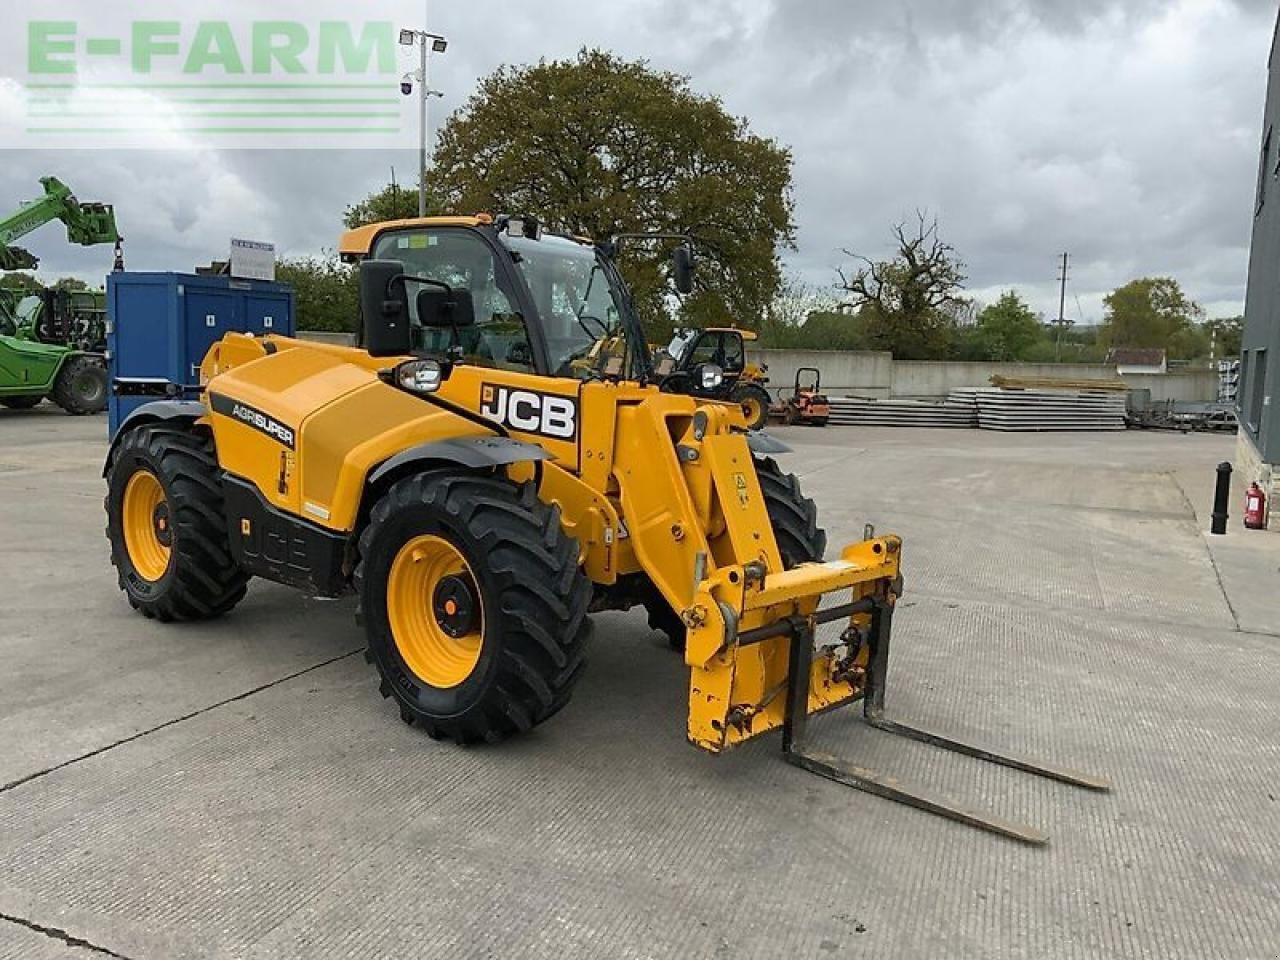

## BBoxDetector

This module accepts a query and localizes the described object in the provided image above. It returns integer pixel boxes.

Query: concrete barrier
[750,349,893,398]
[295,335,1219,404]
[297,330,357,346]
[750,349,1219,403]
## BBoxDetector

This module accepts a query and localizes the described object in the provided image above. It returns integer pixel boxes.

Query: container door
[243,295,289,336]
[183,289,238,384]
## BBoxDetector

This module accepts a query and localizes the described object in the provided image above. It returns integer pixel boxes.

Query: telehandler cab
[104,214,1108,843]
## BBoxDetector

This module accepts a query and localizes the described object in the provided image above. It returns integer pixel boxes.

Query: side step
[779,597,1111,846]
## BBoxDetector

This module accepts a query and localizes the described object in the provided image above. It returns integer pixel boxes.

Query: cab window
[687,333,723,367]
[370,228,535,372]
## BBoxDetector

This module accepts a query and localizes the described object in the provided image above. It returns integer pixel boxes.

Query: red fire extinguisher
[1245,482,1267,530]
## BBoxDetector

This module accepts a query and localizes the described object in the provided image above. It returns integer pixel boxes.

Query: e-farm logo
[5,2,422,149]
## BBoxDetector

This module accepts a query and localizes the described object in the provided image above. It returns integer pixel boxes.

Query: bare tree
[835,212,969,359]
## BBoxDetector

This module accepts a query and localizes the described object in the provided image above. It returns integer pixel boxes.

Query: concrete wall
[296,334,1219,404]
[750,349,1219,403]
[889,360,1116,398]
[1124,371,1218,403]
[751,349,893,398]
[298,330,356,346]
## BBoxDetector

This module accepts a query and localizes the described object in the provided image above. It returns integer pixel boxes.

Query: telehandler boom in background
[104,214,1108,844]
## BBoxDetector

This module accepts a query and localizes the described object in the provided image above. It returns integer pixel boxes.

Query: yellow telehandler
[103,214,1107,843]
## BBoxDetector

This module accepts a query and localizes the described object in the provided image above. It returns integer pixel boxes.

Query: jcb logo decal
[480,383,577,441]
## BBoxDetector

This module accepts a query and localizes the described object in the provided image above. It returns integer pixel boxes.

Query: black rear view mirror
[360,259,413,358]
[673,245,695,295]
[417,288,476,328]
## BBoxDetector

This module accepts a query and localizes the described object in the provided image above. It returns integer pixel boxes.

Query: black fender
[367,436,554,489]
[103,400,208,476]
[746,431,792,455]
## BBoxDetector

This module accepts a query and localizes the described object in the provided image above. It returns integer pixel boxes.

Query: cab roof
[704,327,758,341]
[338,215,493,261]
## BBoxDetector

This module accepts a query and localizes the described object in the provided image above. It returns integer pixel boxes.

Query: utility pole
[1055,252,1069,362]
[1057,252,1069,328]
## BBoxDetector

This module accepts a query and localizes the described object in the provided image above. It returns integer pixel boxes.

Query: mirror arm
[387,272,454,298]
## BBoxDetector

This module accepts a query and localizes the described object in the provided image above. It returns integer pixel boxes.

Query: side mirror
[360,259,413,358]
[416,288,476,328]
[673,245,695,295]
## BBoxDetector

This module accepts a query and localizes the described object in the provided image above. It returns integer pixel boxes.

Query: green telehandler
[0,177,121,415]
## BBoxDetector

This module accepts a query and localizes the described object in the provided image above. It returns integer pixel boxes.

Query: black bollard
[1211,461,1232,535]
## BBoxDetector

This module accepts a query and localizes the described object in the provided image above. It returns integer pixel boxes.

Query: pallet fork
[764,595,1112,845]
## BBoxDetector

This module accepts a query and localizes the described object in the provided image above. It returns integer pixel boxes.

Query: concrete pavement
[0,406,1277,959]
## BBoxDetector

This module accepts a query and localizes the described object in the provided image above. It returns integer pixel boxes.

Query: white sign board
[230,238,276,282]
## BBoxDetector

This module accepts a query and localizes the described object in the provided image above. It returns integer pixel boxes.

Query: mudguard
[367,435,554,488]
[746,431,792,455]
[103,399,207,475]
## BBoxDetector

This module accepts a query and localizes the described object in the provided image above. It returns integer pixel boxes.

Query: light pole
[399,28,448,217]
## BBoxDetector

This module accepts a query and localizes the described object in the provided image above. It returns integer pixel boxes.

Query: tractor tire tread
[356,470,590,745]
[51,355,108,416]
[106,424,248,621]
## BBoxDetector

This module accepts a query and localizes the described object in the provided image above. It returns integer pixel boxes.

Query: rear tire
[647,455,827,650]
[356,472,591,745]
[52,355,107,415]
[105,425,248,621]
[732,382,772,431]
[0,395,43,410]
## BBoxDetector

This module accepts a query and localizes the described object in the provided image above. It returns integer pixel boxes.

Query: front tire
[732,383,772,431]
[105,425,248,621]
[52,355,107,415]
[646,455,827,650]
[356,472,591,744]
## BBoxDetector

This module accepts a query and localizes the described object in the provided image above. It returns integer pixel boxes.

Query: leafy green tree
[343,181,430,229]
[1100,277,1206,361]
[757,275,851,348]
[837,214,968,359]
[0,272,43,296]
[967,290,1044,361]
[418,48,794,339]
[276,253,359,333]
[1204,314,1243,360]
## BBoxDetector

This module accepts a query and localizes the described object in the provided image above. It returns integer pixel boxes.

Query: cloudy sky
[2,0,1276,323]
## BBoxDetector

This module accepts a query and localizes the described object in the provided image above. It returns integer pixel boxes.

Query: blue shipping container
[107,272,294,437]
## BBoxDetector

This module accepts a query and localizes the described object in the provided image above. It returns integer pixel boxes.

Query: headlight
[395,359,444,395]
[699,364,724,390]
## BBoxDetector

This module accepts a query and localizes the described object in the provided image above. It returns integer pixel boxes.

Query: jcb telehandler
[654,327,773,430]
[104,214,1107,843]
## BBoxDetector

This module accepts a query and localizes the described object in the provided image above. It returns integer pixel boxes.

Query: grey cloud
[1,0,1273,325]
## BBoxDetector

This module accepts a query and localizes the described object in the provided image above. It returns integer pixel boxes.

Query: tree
[757,274,845,348]
[966,290,1044,361]
[420,48,794,338]
[1100,277,1206,361]
[1204,314,1243,360]
[276,253,359,333]
[343,180,427,229]
[837,214,968,359]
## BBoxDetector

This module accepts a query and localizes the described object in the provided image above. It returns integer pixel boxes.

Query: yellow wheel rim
[122,470,171,582]
[742,395,763,424]
[387,534,484,688]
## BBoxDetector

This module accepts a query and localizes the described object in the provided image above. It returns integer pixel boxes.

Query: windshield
[503,234,629,380]
[16,296,40,321]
